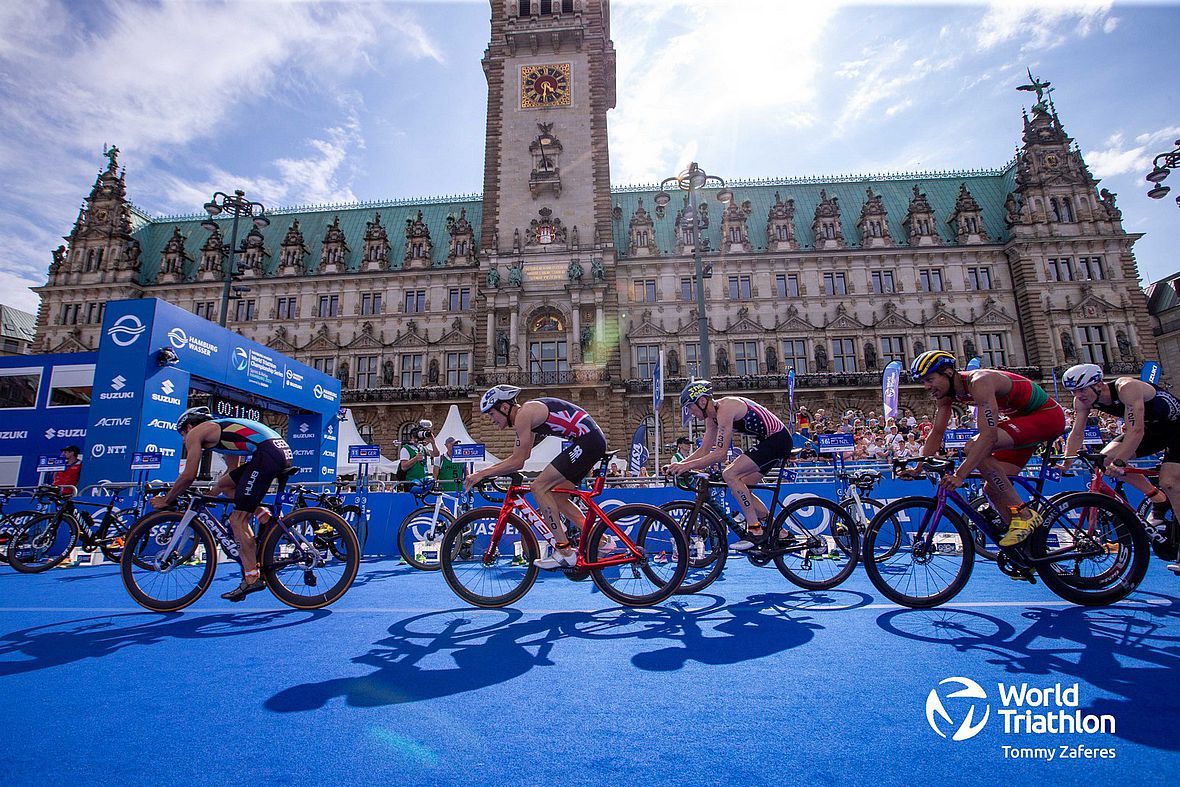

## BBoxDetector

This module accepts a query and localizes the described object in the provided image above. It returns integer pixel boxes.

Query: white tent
[336,408,400,476]
[524,435,564,472]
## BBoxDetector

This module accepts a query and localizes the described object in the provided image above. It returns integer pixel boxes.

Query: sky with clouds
[0,0,1177,317]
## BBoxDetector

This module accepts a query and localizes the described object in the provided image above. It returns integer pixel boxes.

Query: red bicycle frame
[484,472,645,569]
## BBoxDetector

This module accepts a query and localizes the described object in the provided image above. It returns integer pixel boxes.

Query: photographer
[398,420,439,486]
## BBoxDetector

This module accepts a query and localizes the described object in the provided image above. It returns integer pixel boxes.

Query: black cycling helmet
[176,406,213,431]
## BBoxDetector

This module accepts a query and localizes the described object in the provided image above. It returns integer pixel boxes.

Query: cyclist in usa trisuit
[908,350,1066,548]
[150,406,294,601]
[668,380,794,551]
[464,385,608,569]
[1061,363,1180,573]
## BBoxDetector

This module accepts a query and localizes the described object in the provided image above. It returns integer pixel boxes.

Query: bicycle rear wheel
[121,512,217,612]
[1030,492,1149,605]
[0,510,39,561]
[397,505,454,571]
[338,505,368,553]
[7,512,80,573]
[260,509,359,609]
[657,501,728,594]
[98,507,139,563]
[772,497,859,590]
[440,507,538,608]
[863,497,974,608]
[842,495,898,560]
[587,504,688,606]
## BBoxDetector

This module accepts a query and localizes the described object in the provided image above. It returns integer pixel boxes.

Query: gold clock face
[521,63,571,109]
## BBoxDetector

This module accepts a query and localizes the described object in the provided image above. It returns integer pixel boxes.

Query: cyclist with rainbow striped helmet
[908,350,1065,548]
[669,379,793,551]
[1061,363,1180,573]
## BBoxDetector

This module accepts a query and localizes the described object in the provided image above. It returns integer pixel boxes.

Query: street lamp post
[1144,138,1180,208]
[655,163,732,379]
[201,189,270,327]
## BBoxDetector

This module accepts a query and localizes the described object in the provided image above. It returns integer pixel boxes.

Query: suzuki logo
[161,380,175,395]
[106,314,146,347]
[299,423,309,434]
[167,327,187,349]
[927,677,990,741]
[111,375,127,391]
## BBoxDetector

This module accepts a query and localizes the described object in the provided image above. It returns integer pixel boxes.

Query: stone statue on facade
[486,264,500,288]
[104,144,120,171]
[765,345,779,373]
[336,362,349,384]
[568,258,583,282]
[1004,193,1021,226]
[1061,331,1077,362]
[667,347,680,375]
[1099,188,1122,221]
[428,358,440,385]
[513,228,521,252]
[864,342,878,370]
[716,347,730,375]
[815,345,829,372]
[964,338,977,360]
[382,360,395,386]
[496,330,510,365]
[580,325,593,355]
[591,258,605,282]
[570,225,579,249]
[50,245,66,274]
[507,261,523,287]
[1117,330,1134,360]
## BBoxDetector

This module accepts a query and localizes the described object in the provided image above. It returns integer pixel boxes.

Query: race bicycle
[659,463,859,594]
[290,484,368,553]
[439,452,688,608]
[0,488,55,562]
[397,479,477,571]
[120,467,359,612]
[862,455,1149,608]
[832,466,898,560]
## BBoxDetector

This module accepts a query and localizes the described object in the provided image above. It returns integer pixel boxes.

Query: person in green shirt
[435,437,466,491]
[399,428,438,485]
[668,436,694,491]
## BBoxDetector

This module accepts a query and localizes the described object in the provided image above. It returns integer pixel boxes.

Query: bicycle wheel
[260,509,360,609]
[7,512,80,573]
[397,505,455,571]
[97,507,139,563]
[338,505,368,553]
[1029,492,1149,606]
[863,497,974,608]
[842,495,898,560]
[121,512,217,612]
[440,507,539,608]
[772,497,859,590]
[586,504,688,607]
[964,494,1001,561]
[0,510,40,561]
[657,501,728,594]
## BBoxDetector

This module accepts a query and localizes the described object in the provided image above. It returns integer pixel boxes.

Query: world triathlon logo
[926,677,990,741]
[233,347,249,371]
[107,315,146,347]
[168,327,187,349]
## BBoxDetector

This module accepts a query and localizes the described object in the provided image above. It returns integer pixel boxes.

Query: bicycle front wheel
[397,505,455,571]
[440,507,538,608]
[261,509,360,609]
[863,497,974,608]
[7,512,79,573]
[1031,492,1149,606]
[772,497,859,590]
[121,512,217,612]
[587,504,688,606]
[657,501,728,594]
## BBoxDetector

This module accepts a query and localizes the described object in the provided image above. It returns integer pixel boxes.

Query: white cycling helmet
[1062,363,1104,391]
[480,384,522,413]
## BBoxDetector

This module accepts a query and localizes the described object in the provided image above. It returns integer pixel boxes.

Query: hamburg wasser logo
[168,327,187,350]
[233,347,249,371]
[107,315,146,346]
[927,677,990,741]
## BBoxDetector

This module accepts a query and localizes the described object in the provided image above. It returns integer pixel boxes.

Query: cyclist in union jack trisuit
[465,385,608,569]
[668,380,794,551]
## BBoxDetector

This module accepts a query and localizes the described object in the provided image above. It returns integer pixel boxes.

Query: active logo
[94,417,132,427]
[107,314,146,347]
[313,383,338,402]
[233,347,249,371]
[927,677,990,741]
[145,418,175,430]
[45,428,86,440]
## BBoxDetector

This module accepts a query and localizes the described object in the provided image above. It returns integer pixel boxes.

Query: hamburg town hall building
[31,0,1156,457]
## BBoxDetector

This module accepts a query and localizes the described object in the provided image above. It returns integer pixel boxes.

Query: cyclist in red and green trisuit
[908,350,1065,548]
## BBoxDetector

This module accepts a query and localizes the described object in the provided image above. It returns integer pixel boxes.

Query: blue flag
[628,422,650,476]
[966,356,982,371]
[882,361,902,419]
[653,348,664,412]
[1141,360,1161,385]
[787,367,796,415]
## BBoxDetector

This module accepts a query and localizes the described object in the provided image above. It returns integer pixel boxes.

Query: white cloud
[1087,125,1180,178]
[975,2,1115,53]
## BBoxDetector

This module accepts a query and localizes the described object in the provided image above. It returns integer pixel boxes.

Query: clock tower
[477,0,621,392]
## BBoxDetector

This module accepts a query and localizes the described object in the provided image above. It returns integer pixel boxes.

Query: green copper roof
[609,163,1018,256]
[132,195,482,285]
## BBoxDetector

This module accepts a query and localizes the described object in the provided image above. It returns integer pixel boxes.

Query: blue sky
[0,0,1177,316]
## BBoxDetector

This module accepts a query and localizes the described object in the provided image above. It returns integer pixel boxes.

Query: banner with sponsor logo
[1141,360,1161,385]
[882,361,902,420]
[628,422,649,476]
[787,367,796,418]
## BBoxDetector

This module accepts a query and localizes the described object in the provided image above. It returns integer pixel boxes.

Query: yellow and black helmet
[908,350,956,381]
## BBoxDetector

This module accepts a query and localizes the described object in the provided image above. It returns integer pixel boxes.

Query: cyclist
[1061,363,1180,573]
[908,350,1065,547]
[150,406,293,601]
[668,380,793,550]
[465,385,608,569]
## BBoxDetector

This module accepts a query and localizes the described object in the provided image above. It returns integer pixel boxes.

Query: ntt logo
[107,314,146,347]
[927,677,989,741]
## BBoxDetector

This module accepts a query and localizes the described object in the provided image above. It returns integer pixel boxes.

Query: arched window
[358,423,374,443]
[1062,197,1075,222]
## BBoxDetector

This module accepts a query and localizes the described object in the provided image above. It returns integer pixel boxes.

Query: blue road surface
[0,556,1177,786]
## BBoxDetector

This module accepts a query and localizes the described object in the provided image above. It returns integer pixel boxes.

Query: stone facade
[31,1,1156,459]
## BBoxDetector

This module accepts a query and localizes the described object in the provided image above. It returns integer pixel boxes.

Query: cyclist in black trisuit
[465,385,608,569]
[668,380,794,550]
[151,406,294,600]
[1061,363,1180,573]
